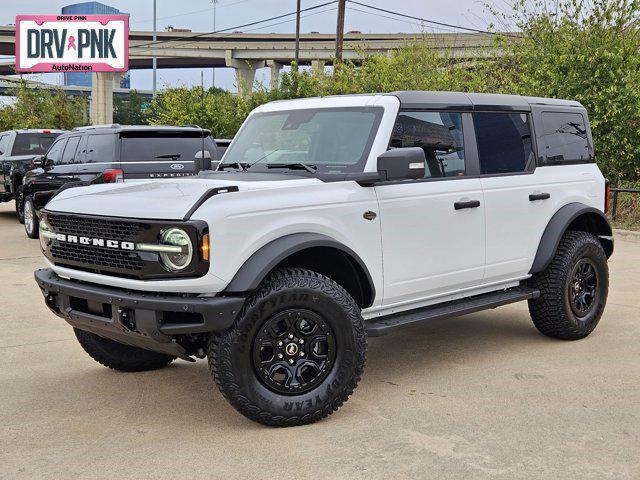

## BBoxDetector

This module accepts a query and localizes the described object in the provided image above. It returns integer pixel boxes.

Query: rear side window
[12,133,59,156]
[84,134,116,163]
[120,133,219,162]
[390,111,466,178]
[541,112,591,164]
[474,112,534,175]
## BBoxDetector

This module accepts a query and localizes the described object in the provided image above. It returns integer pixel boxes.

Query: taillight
[103,168,124,183]
[604,179,610,213]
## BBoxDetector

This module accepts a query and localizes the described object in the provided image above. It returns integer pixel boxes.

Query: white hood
[45,176,322,220]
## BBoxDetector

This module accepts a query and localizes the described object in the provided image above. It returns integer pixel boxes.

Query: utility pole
[152,0,157,97]
[211,0,218,88]
[294,0,301,66]
[335,0,346,63]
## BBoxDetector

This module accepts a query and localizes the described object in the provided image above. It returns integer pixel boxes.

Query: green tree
[113,90,151,125]
[0,80,86,131]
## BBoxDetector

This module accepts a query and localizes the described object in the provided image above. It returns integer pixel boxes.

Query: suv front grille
[50,242,144,271]
[48,214,144,242]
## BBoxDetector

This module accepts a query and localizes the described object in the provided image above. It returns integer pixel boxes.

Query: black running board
[365,286,540,337]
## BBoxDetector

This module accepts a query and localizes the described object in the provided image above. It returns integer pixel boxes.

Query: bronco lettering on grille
[54,233,135,251]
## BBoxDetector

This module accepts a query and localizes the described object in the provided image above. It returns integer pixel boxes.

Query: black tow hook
[117,308,136,332]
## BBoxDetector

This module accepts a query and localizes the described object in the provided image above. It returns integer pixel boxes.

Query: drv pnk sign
[16,15,129,73]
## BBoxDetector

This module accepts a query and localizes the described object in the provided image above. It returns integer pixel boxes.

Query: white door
[375,111,485,309]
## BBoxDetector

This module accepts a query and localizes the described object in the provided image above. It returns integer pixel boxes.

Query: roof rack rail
[73,124,121,131]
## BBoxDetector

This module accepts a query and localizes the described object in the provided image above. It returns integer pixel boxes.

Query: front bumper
[35,268,244,360]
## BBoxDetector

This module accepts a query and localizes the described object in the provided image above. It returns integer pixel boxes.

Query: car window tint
[46,138,67,164]
[12,133,59,156]
[120,133,219,162]
[60,136,82,165]
[541,112,590,164]
[474,112,533,175]
[0,134,10,155]
[84,134,115,163]
[390,111,465,178]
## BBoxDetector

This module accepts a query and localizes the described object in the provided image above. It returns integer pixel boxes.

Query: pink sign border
[15,14,129,73]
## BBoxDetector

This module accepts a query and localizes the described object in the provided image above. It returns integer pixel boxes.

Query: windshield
[120,132,219,162]
[12,133,60,156]
[221,107,383,174]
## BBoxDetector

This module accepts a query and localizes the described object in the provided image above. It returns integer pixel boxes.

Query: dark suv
[0,129,65,216]
[20,125,223,238]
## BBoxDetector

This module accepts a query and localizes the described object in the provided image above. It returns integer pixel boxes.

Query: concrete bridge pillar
[311,60,326,73]
[90,72,115,125]
[266,60,283,89]
[225,50,265,94]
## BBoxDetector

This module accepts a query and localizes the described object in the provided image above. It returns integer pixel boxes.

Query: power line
[130,0,252,27]
[347,1,519,38]
[346,6,461,34]
[130,1,338,49]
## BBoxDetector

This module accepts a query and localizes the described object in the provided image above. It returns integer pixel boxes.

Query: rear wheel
[15,185,24,224]
[23,195,39,239]
[74,329,175,372]
[208,268,367,427]
[528,231,609,340]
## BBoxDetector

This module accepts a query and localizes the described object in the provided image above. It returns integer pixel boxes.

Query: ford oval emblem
[170,163,185,170]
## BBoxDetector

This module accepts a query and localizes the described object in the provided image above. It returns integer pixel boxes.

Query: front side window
[60,136,82,165]
[84,134,116,163]
[541,112,591,164]
[12,133,59,156]
[474,112,533,175]
[45,138,67,165]
[221,107,383,174]
[120,133,218,162]
[390,111,465,178]
[0,135,11,155]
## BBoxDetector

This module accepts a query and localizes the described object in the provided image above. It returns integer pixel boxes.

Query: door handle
[529,192,550,201]
[454,200,481,210]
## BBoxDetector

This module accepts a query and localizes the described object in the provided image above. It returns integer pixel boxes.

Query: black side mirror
[32,155,46,169]
[377,147,426,181]
[194,150,212,174]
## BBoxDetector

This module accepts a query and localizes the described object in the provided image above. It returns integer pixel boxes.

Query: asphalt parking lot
[0,201,638,480]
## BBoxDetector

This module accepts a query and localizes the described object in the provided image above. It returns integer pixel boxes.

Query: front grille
[48,214,144,242]
[50,242,144,271]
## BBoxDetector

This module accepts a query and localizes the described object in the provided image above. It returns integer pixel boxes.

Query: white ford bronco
[35,91,613,426]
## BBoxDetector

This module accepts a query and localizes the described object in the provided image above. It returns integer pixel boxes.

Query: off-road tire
[208,268,367,427]
[15,185,24,223]
[528,230,608,340]
[23,195,39,239]
[74,328,176,372]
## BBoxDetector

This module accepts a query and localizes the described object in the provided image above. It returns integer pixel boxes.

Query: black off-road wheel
[208,268,367,427]
[15,185,24,224]
[74,329,176,372]
[23,195,39,239]
[528,230,609,340]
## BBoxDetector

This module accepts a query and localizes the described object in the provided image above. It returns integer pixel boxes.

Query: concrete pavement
[0,202,638,480]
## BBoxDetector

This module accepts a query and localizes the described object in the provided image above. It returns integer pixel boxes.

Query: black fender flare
[224,232,376,299]
[530,202,613,274]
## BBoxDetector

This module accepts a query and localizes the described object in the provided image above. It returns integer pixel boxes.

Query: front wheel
[23,195,39,239]
[528,231,609,340]
[208,268,367,427]
[15,185,24,224]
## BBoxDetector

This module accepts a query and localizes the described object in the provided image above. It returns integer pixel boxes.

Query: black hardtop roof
[387,90,584,111]
[65,125,211,136]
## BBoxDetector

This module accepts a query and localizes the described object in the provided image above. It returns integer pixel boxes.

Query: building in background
[61,2,130,88]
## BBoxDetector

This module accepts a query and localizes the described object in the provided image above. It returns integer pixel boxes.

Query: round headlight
[159,228,193,271]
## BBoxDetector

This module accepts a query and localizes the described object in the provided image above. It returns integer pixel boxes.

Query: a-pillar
[90,72,115,125]
[266,60,283,89]
[311,60,326,74]
[225,50,264,94]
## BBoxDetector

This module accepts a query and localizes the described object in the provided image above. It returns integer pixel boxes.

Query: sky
[1,0,500,91]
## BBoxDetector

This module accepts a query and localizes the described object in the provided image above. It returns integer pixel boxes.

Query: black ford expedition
[19,124,223,238]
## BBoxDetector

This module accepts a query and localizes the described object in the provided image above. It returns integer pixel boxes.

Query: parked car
[35,91,613,427]
[0,129,65,219]
[19,124,223,238]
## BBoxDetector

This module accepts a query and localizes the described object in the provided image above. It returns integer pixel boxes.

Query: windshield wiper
[155,153,182,159]
[266,163,317,173]
[218,161,249,172]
